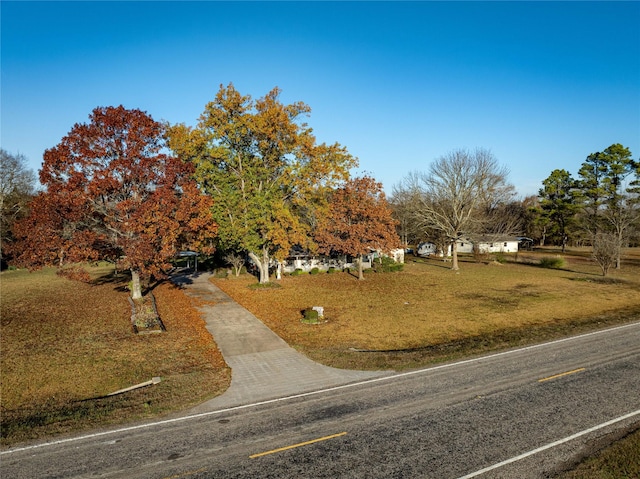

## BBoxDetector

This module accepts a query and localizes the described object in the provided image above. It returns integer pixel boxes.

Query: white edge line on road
[2,321,639,456]
[455,409,640,479]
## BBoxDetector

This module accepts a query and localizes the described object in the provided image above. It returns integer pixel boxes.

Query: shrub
[213,268,228,278]
[374,256,404,273]
[327,267,336,274]
[309,267,320,275]
[539,256,565,269]
[493,252,507,264]
[473,246,491,263]
[301,307,322,324]
[303,308,319,321]
[291,268,305,276]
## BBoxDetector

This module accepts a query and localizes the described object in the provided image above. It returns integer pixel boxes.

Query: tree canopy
[398,148,514,270]
[0,149,36,266]
[315,176,399,280]
[576,144,635,228]
[10,106,217,298]
[539,169,579,252]
[576,143,638,267]
[167,84,357,283]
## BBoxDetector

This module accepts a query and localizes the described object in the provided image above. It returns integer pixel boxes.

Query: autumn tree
[10,106,217,299]
[538,169,580,252]
[399,148,514,270]
[315,176,399,280]
[0,149,36,266]
[167,84,356,284]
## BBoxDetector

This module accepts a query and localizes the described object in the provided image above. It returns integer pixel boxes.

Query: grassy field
[211,248,640,477]
[0,266,230,446]
[212,249,640,370]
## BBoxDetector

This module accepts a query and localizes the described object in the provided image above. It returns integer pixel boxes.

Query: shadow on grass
[408,257,455,270]
[308,307,640,371]
[1,393,141,446]
[91,270,130,293]
[504,258,605,277]
[170,269,199,286]
[91,267,214,295]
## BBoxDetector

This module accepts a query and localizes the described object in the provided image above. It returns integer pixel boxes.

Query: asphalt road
[2,322,639,479]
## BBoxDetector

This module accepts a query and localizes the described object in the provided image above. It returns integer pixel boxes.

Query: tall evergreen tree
[538,169,579,252]
[577,143,636,268]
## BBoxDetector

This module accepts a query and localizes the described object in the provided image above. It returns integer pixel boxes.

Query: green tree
[577,143,636,268]
[167,84,357,284]
[520,195,546,246]
[538,169,579,252]
[576,151,608,234]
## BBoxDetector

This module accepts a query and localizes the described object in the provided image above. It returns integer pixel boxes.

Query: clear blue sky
[2,1,639,198]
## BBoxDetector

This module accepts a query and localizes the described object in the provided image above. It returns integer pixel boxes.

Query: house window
[504,242,507,247]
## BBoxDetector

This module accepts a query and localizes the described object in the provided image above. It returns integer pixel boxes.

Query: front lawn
[213,249,640,370]
[0,266,230,446]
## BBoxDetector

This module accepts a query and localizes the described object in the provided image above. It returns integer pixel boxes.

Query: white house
[281,247,403,274]
[457,236,519,254]
[281,252,373,273]
[417,242,450,257]
[417,237,519,257]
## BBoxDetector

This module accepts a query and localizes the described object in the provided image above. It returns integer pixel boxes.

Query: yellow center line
[538,367,586,383]
[250,432,348,459]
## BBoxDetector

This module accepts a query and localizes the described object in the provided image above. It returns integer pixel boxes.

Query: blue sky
[2,1,639,198]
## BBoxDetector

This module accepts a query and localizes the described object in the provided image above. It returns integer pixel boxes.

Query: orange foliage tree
[315,176,400,280]
[10,106,217,298]
[167,84,357,283]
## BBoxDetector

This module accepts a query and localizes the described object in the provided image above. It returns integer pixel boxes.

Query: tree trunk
[451,241,459,271]
[357,254,365,280]
[130,269,143,300]
[615,230,623,270]
[248,249,270,284]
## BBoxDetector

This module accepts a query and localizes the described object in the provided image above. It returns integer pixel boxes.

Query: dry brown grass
[1,266,230,446]
[1,248,638,446]
[213,249,640,369]
[557,423,640,479]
